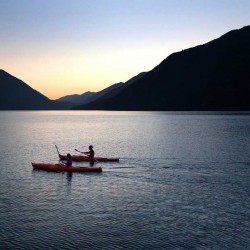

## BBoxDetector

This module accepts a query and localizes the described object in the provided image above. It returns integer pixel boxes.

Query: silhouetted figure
[82,145,95,159]
[81,145,95,166]
[66,153,72,167]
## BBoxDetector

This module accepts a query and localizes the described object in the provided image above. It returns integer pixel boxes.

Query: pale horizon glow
[0,0,249,99]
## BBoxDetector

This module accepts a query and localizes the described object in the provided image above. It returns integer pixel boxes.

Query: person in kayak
[77,145,95,166]
[65,153,72,167]
[83,145,95,160]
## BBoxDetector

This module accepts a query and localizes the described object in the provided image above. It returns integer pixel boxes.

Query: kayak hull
[32,163,102,173]
[59,154,119,162]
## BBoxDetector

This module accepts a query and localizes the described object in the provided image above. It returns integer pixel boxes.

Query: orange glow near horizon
[2,42,179,99]
[1,1,249,100]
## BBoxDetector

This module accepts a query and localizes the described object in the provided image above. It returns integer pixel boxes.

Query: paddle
[55,145,60,156]
[75,148,85,155]
[55,145,65,163]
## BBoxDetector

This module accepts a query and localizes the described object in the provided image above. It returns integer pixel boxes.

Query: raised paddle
[55,145,60,156]
[75,148,94,156]
[75,149,86,155]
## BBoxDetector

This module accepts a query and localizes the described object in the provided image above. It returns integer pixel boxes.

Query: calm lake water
[0,111,249,249]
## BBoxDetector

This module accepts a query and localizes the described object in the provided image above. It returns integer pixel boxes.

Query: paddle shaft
[55,145,60,156]
[75,149,86,155]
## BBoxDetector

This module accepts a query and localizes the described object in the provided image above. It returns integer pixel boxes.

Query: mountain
[72,72,147,109]
[0,70,71,110]
[56,83,123,104]
[94,72,147,102]
[58,72,146,106]
[73,26,250,111]
[56,91,96,104]
[84,82,124,103]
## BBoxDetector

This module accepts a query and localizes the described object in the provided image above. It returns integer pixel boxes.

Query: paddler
[77,145,95,166]
[83,145,95,160]
[65,153,72,167]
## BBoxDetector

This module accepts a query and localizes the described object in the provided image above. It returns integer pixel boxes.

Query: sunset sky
[1,0,249,99]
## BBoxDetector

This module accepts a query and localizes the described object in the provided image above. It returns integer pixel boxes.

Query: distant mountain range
[56,72,146,105]
[73,25,250,111]
[1,25,250,111]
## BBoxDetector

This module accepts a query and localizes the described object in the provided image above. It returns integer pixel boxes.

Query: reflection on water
[66,172,72,196]
[0,111,250,249]
[66,172,73,183]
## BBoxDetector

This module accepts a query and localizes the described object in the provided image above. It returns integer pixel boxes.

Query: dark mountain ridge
[0,70,71,110]
[72,72,147,109]
[58,72,146,106]
[56,91,96,104]
[75,25,250,111]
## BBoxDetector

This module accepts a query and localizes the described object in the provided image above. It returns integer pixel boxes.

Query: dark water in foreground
[0,111,249,249]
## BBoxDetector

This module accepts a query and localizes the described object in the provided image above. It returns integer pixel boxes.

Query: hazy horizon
[1,0,249,99]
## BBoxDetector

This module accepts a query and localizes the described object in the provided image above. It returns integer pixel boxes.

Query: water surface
[0,111,249,249]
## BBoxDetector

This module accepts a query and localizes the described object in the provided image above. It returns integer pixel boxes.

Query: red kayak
[59,154,119,162]
[32,163,102,173]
